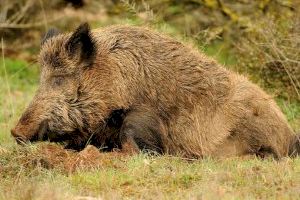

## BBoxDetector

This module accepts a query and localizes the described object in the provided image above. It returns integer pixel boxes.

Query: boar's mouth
[30,120,49,142]
[20,120,50,143]
[29,120,76,144]
[14,109,127,150]
[12,119,93,150]
[11,120,50,145]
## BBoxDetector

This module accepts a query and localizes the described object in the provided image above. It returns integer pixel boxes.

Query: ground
[0,50,300,199]
[1,143,300,199]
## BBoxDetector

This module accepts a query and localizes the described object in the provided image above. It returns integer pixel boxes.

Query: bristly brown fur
[11,23,299,159]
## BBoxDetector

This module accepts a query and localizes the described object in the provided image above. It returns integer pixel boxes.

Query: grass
[1,143,300,199]
[0,57,38,143]
[0,46,300,199]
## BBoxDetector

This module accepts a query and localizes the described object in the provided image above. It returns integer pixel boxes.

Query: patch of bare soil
[22,144,128,173]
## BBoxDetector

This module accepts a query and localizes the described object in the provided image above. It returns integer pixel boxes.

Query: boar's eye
[52,76,64,87]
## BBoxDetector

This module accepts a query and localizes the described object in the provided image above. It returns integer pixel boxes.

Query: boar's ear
[41,28,60,46]
[65,23,96,65]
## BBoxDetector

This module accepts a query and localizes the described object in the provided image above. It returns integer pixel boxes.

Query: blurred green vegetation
[1,0,299,100]
[0,58,38,143]
[0,58,38,90]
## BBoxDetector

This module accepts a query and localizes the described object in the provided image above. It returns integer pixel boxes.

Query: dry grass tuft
[235,16,300,101]
[0,143,130,174]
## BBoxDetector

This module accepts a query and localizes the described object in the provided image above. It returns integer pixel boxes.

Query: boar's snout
[11,128,27,144]
[11,120,49,144]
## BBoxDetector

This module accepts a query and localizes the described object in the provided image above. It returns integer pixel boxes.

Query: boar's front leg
[119,107,165,155]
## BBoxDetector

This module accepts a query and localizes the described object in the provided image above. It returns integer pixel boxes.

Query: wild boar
[11,23,300,158]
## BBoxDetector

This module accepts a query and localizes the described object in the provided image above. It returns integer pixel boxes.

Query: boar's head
[11,23,122,150]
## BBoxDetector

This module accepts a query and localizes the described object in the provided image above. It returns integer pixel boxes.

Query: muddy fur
[11,23,299,158]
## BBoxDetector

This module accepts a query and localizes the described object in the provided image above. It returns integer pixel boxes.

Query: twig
[0,16,62,29]
[38,0,48,31]
[1,38,15,120]
[8,0,33,24]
